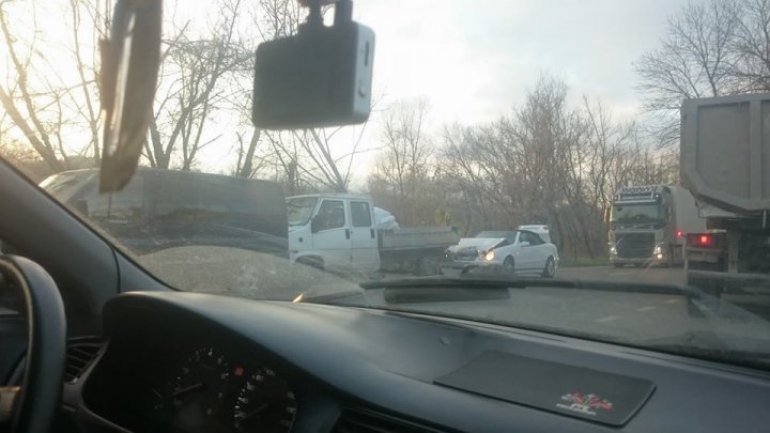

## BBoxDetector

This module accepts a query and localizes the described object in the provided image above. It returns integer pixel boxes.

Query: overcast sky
[352,0,690,125]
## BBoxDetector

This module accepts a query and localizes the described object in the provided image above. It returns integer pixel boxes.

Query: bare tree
[231,0,304,178]
[68,0,109,163]
[233,129,265,178]
[368,100,435,224]
[634,0,768,146]
[282,127,368,192]
[731,0,770,90]
[0,1,64,171]
[0,0,106,173]
[145,0,251,170]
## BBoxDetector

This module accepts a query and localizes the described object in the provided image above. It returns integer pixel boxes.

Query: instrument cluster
[147,345,297,433]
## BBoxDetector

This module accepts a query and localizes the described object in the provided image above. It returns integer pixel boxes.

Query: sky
[354,0,690,125]
[1,0,694,184]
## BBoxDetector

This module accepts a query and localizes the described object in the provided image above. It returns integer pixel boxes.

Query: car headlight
[484,250,495,261]
[609,246,617,255]
[653,245,662,255]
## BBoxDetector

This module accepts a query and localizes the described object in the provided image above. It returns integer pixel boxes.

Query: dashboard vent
[332,409,448,433]
[64,342,101,383]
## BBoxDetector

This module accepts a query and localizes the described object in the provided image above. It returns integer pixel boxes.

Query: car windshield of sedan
[475,231,515,239]
[2,0,770,369]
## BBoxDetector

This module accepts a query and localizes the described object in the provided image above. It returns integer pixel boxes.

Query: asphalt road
[558,265,686,286]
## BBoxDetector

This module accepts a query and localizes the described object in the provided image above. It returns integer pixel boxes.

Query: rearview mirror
[252,1,375,129]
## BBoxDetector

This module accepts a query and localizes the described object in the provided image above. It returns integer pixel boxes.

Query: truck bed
[379,227,459,251]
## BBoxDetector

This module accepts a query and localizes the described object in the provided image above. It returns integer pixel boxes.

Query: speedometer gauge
[157,346,233,432]
[233,367,297,433]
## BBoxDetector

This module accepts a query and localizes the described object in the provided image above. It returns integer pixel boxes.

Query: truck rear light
[687,232,721,248]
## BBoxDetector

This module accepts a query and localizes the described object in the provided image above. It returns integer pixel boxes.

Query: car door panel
[516,232,535,271]
[312,199,352,271]
[525,233,546,270]
[508,233,529,271]
[349,201,379,273]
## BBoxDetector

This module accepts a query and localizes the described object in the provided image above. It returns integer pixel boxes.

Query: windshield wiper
[358,275,703,305]
[637,342,770,371]
[361,275,700,296]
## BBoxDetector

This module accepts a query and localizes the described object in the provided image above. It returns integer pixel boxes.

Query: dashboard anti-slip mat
[435,351,655,426]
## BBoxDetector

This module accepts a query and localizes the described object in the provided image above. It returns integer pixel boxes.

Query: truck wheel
[542,257,556,278]
[503,257,515,274]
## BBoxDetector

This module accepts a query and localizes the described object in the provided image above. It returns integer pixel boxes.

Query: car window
[518,232,530,245]
[526,232,544,246]
[287,197,318,227]
[316,200,345,231]
[350,201,372,227]
[476,231,510,238]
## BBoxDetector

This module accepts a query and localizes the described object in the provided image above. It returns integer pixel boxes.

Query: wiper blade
[638,342,770,371]
[361,275,701,297]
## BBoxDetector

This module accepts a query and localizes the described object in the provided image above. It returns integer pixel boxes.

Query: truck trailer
[680,94,770,299]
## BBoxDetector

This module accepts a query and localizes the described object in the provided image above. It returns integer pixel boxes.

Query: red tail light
[676,229,684,239]
[687,233,718,248]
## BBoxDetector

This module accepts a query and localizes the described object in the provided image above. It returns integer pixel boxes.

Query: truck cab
[609,185,704,267]
[287,194,380,274]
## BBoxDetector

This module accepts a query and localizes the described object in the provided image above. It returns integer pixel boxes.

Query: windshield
[3,0,770,370]
[612,203,663,223]
[287,197,318,227]
[475,231,513,239]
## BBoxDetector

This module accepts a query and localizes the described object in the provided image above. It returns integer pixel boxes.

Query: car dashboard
[63,291,770,433]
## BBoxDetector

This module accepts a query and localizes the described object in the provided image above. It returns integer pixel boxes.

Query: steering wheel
[0,255,66,433]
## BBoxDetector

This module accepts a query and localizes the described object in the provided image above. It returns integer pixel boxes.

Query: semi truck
[680,93,770,296]
[609,185,705,267]
[286,193,460,276]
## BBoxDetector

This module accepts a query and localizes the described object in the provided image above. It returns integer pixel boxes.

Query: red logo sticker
[556,392,614,416]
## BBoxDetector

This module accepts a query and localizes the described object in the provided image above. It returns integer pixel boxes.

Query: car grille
[455,246,479,261]
[616,233,655,258]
